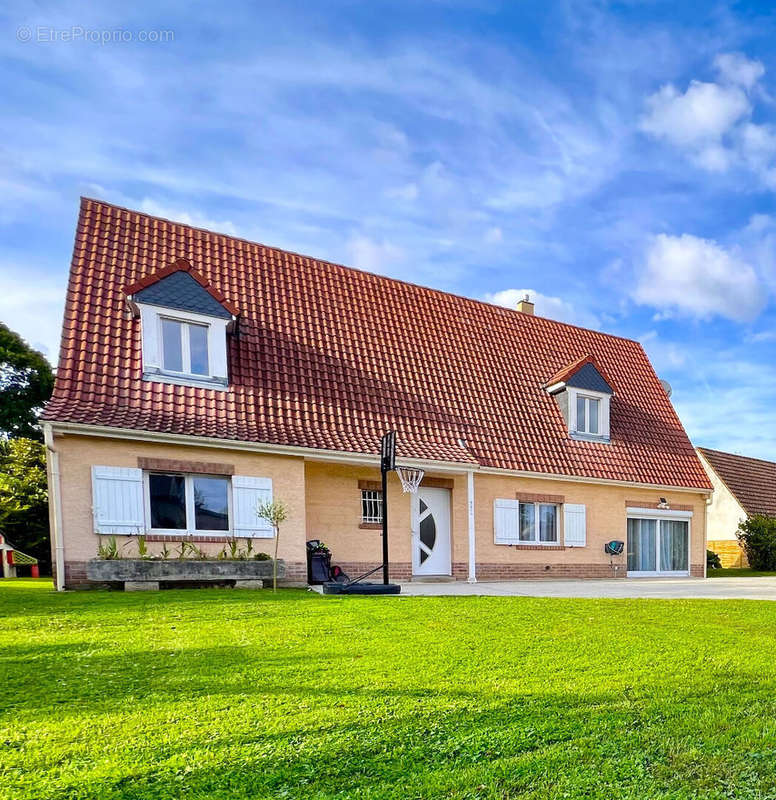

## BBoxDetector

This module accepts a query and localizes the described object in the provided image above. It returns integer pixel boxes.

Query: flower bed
[87,558,284,584]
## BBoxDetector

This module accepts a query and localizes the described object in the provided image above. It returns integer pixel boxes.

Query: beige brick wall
[305,462,469,566]
[51,431,709,585]
[51,433,307,583]
[305,462,707,579]
[473,473,707,576]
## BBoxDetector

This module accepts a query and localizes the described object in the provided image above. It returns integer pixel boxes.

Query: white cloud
[138,199,239,237]
[0,267,66,362]
[714,52,765,90]
[634,233,765,322]
[640,81,749,147]
[640,53,776,186]
[385,183,419,201]
[637,330,686,369]
[483,226,503,244]
[483,288,600,329]
[345,235,405,273]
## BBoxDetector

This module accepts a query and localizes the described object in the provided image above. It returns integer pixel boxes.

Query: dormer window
[161,317,210,376]
[570,389,609,438]
[124,259,239,390]
[545,355,614,443]
[576,394,601,436]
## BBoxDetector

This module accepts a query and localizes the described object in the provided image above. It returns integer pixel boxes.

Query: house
[0,534,39,578]
[698,447,776,568]
[43,198,712,589]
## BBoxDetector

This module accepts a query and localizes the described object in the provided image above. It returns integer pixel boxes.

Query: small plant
[159,542,171,560]
[242,539,254,560]
[97,536,120,560]
[707,549,722,570]
[228,538,240,560]
[254,552,271,561]
[176,541,190,560]
[136,535,149,559]
[217,546,228,560]
[256,500,288,593]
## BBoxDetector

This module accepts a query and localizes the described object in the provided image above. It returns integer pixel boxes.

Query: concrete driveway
[398,577,776,600]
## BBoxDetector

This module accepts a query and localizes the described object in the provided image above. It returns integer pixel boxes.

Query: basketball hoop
[396,466,425,494]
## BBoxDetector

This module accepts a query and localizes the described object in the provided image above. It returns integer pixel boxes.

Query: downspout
[467,470,476,583]
[704,493,713,579]
[44,424,65,591]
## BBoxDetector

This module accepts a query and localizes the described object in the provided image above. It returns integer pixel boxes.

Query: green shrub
[254,552,271,561]
[706,549,722,570]
[737,515,776,571]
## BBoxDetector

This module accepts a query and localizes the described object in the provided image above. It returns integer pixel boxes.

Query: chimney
[516,293,534,315]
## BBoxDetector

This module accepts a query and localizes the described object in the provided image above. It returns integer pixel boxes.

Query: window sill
[570,432,610,443]
[496,543,566,550]
[359,522,383,530]
[145,533,235,543]
[143,371,229,391]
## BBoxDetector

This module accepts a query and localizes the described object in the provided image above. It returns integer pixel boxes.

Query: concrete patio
[395,577,776,600]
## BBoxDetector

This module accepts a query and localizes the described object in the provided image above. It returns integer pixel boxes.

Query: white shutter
[494,498,519,544]
[91,466,144,535]
[564,503,587,547]
[232,476,273,538]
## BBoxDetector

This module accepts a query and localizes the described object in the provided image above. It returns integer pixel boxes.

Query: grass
[4,580,776,799]
[708,568,776,578]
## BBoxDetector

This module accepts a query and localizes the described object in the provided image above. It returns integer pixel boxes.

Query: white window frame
[159,316,210,377]
[136,302,230,390]
[517,501,560,545]
[144,472,234,537]
[360,489,383,524]
[568,387,610,441]
[625,508,692,577]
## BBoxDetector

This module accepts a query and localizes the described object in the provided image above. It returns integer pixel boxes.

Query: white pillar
[467,470,476,583]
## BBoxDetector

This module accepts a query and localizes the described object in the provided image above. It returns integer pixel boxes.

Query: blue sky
[2,1,776,457]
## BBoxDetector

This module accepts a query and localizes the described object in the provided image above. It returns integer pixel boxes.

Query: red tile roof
[698,448,776,516]
[44,197,711,489]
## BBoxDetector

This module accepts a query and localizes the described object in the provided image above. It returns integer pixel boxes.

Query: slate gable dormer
[545,356,613,442]
[125,259,238,390]
[134,270,233,319]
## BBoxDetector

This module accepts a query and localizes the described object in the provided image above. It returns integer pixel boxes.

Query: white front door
[412,487,451,576]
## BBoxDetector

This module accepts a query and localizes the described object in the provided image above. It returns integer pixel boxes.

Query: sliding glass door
[627,517,689,576]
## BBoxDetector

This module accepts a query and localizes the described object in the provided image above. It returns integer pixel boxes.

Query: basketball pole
[381,459,389,585]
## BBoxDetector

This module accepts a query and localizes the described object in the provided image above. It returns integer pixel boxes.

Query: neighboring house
[42,198,712,589]
[697,448,776,568]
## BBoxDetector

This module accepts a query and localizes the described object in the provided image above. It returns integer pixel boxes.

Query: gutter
[43,423,65,591]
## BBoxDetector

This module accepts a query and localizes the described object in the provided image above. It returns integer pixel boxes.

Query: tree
[256,500,288,592]
[0,322,54,440]
[737,515,776,571]
[0,438,50,571]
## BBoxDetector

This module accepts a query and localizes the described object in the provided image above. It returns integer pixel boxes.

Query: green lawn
[3,580,776,799]
[708,568,776,578]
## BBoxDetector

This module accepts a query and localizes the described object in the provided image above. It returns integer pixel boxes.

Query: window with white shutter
[563,503,587,547]
[494,498,519,544]
[232,476,274,538]
[91,466,145,535]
